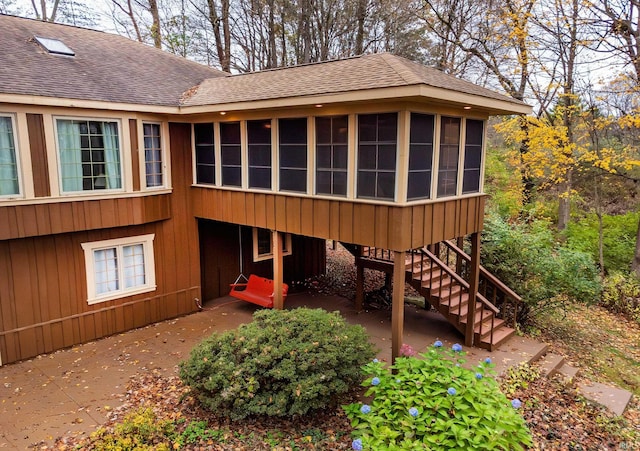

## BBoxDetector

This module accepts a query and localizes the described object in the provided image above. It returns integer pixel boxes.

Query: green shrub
[179,307,376,420]
[564,211,639,273]
[482,212,601,325]
[601,272,640,323]
[344,342,533,450]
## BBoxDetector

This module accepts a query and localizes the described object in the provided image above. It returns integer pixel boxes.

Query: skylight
[34,36,75,57]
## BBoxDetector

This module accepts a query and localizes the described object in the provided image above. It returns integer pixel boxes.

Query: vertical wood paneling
[285,197,301,234]
[254,193,267,228]
[329,201,340,239]
[353,204,375,244]
[26,113,51,198]
[19,205,38,237]
[300,198,314,236]
[129,119,141,192]
[410,205,425,248]
[313,199,330,238]
[339,202,353,243]
[374,206,389,248]
[274,196,287,230]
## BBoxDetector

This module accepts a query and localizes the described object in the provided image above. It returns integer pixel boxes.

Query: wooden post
[391,250,406,363]
[272,230,284,310]
[456,236,465,275]
[465,233,480,347]
[355,254,364,311]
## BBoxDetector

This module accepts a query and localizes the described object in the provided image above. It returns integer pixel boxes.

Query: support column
[465,233,480,347]
[272,230,284,310]
[391,250,406,363]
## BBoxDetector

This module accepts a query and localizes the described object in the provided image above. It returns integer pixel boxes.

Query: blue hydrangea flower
[360,404,371,414]
[452,343,463,352]
[395,379,401,383]
[352,438,363,450]
[447,387,457,396]
[371,377,380,386]
[433,340,443,348]
[475,372,483,380]
[484,357,492,364]
[409,407,419,417]
[511,399,522,409]
[373,358,379,363]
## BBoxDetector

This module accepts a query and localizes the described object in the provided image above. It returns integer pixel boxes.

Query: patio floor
[0,291,546,450]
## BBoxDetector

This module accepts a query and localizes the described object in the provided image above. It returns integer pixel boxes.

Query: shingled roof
[181,53,527,111]
[0,14,225,106]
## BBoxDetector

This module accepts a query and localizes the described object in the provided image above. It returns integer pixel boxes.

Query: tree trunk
[355,0,367,55]
[557,177,571,231]
[148,0,161,48]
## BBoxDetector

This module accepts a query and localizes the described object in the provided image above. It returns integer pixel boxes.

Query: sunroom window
[437,117,461,198]
[462,119,484,194]
[247,119,272,189]
[357,113,397,200]
[316,115,348,196]
[408,113,435,200]
[194,123,215,185]
[0,115,19,197]
[56,119,121,192]
[220,122,242,187]
[279,117,307,193]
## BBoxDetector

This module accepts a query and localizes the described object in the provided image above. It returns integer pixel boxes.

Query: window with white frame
[408,113,435,200]
[142,122,164,188]
[220,122,242,187]
[56,118,122,192]
[253,228,292,262]
[0,115,20,197]
[81,234,156,304]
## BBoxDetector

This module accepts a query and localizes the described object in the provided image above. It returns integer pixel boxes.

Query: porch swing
[228,227,289,308]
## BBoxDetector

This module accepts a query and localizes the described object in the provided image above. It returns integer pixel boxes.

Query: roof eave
[179,84,531,116]
[0,93,181,114]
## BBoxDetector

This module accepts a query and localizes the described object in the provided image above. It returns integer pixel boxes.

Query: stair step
[479,326,515,350]
[438,291,469,309]
[556,363,580,387]
[437,285,464,301]
[427,276,454,291]
[539,353,565,377]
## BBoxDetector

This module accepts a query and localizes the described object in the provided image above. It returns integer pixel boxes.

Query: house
[0,14,531,366]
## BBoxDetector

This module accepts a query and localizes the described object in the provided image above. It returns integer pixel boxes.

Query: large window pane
[56,119,121,192]
[408,113,434,200]
[194,123,215,185]
[462,119,484,194]
[437,117,460,198]
[248,119,272,189]
[279,118,307,193]
[0,116,19,196]
[143,123,163,188]
[220,122,241,187]
[357,113,397,200]
[315,115,348,196]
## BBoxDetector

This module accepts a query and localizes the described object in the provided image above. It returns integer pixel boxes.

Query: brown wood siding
[0,123,200,365]
[129,119,141,192]
[26,114,50,197]
[0,195,171,240]
[192,188,486,250]
[198,219,326,301]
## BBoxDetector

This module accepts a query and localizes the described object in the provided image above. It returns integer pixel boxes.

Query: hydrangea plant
[344,342,533,450]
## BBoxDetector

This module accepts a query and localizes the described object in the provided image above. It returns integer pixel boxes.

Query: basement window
[34,36,75,56]
[253,228,292,262]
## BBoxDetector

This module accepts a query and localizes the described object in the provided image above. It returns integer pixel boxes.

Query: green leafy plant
[482,211,601,325]
[86,408,174,450]
[601,272,640,323]
[344,342,533,450]
[179,307,375,420]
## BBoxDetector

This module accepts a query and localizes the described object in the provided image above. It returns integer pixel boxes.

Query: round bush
[179,307,375,420]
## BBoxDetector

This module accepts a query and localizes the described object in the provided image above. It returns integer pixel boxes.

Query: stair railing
[441,240,522,328]
[410,247,498,345]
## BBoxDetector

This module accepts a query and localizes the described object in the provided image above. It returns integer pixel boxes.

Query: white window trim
[81,234,156,305]
[139,121,169,190]
[0,113,24,200]
[53,115,126,196]
[252,227,292,262]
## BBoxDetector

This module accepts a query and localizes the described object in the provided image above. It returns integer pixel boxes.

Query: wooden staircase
[349,242,520,351]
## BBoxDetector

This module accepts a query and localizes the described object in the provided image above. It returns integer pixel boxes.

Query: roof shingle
[0,14,226,106]
[182,53,526,108]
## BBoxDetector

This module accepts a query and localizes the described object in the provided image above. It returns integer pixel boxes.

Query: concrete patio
[0,291,546,450]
